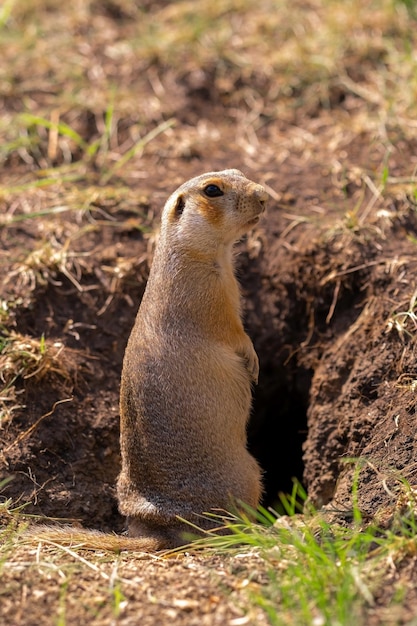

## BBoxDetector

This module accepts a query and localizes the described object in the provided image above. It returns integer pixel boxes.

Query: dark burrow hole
[248,364,312,512]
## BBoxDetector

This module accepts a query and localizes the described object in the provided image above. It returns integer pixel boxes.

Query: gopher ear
[173,194,185,218]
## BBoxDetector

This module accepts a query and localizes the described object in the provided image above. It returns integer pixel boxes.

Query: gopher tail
[21,526,166,552]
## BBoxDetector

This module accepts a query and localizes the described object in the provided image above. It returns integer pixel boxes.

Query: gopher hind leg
[127,517,199,549]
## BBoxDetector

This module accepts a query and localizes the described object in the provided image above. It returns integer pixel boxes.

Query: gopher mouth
[247,215,261,226]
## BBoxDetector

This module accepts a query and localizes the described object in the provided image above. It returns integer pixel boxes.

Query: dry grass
[1,0,415,274]
[1,0,416,178]
[0,331,80,425]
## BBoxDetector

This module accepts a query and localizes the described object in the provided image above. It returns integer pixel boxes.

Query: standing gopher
[118,169,267,548]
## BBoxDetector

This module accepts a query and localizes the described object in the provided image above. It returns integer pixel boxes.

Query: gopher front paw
[237,341,259,384]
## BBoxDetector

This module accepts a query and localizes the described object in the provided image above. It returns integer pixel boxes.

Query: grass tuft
[386,287,417,340]
[0,331,79,426]
[180,475,417,625]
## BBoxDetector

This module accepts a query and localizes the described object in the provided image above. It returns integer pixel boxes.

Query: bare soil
[1,1,417,624]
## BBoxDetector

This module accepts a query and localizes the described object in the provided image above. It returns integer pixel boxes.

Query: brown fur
[25,169,268,552]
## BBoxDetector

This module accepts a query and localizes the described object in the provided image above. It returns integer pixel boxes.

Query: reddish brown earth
[1,3,417,623]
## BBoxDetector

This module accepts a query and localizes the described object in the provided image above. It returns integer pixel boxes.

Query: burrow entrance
[237,243,316,512]
[248,364,311,511]
[238,229,373,513]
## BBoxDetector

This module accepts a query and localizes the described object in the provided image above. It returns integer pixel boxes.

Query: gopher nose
[254,185,269,209]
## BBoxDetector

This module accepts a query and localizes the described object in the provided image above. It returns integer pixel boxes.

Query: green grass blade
[101,118,175,183]
[19,114,88,151]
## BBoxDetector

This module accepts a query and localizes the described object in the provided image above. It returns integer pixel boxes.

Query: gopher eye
[203,184,224,198]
